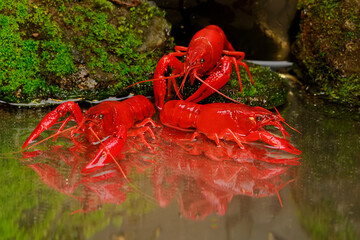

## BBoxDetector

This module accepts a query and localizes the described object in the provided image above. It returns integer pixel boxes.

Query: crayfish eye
[99,114,103,119]
[256,116,262,121]
[200,58,205,64]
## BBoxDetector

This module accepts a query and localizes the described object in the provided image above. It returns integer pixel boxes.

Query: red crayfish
[159,100,301,155]
[22,95,157,173]
[153,25,254,110]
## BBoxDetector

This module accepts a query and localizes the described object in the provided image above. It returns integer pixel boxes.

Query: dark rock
[293,0,360,107]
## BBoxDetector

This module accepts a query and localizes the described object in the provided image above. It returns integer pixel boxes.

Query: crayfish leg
[134,118,160,128]
[217,128,246,149]
[223,50,255,89]
[174,46,188,53]
[237,60,254,86]
[230,57,255,93]
[128,126,158,153]
[198,128,246,149]
[153,55,184,110]
[189,131,201,142]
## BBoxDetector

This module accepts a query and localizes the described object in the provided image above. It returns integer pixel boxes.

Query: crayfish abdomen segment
[160,100,201,130]
[196,103,257,136]
[125,95,155,122]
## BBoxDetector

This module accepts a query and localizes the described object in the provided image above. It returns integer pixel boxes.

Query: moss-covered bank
[0,0,172,103]
[293,0,360,107]
[0,0,290,108]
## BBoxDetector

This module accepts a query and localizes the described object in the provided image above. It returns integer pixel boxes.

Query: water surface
[0,83,359,240]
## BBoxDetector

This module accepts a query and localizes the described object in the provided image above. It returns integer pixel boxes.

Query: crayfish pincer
[159,100,301,155]
[23,95,157,173]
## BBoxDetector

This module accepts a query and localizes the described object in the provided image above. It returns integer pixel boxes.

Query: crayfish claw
[246,131,301,155]
[82,126,127,174]
[23,102,83,149]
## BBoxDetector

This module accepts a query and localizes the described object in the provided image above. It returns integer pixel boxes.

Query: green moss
[0,13,47,102]
[90,0,114,11]
[0,0,171,103]
[294,0,360,106]
[60,1,169,97]
[41,39,77,77]
[229,64,288,108]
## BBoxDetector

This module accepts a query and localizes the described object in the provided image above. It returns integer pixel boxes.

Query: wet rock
[137,16,171,52]
[251,0,298,60]
[58,65,98,90]
[293,0,360,107]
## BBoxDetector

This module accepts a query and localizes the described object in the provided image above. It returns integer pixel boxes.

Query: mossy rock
[182,63,288,109]
[293,0,360,107]
[0,0,173,103]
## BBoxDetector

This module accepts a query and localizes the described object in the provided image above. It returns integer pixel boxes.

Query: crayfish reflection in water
[151,132,299,219]
[22,125,300,216]
[23,145,132,214]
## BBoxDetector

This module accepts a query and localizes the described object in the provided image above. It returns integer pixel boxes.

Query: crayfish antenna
[177,65,199,96]
[53,117,73,142]
[194,74,243,104]
[122,74,183,92]
[283,121,302,135]
[274,187,283,207]
[232,58,243,93]
[275,178,296,207]
[274,107,302,135]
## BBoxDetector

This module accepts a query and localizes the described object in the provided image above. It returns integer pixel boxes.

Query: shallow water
[0,83,359,240]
